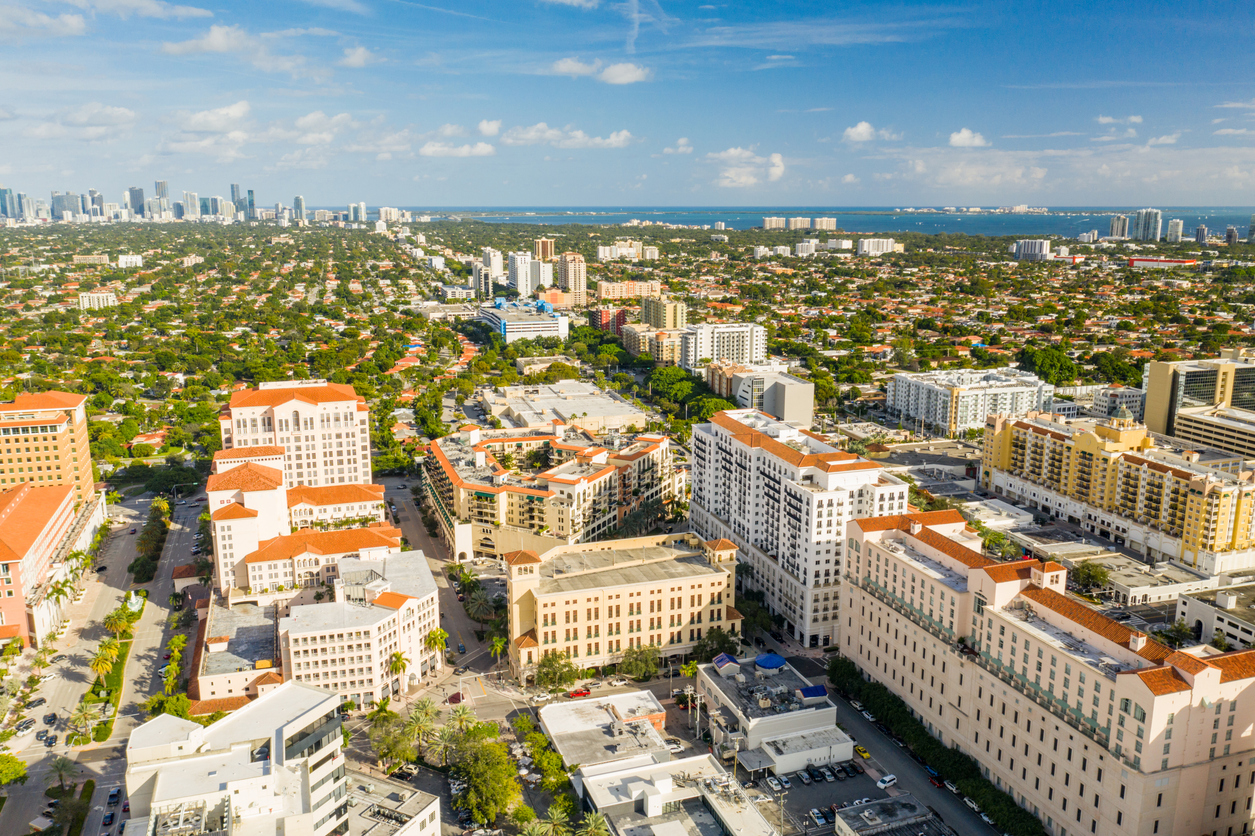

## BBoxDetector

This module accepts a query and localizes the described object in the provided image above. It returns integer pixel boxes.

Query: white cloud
[1096,114,1142,124]
[435,123,465,137]
[1093,128,1137,142]
[949,128,989,147]
[337,45,380,67]
[270,147,333,170]
[663,137,692,154]
[61,0,212,19]
[767,54,794,60]
[1147,133,1180,146]
[0,109,13,120]
[477,119,501,137]
[501,122,632,149]
[552,56,600,76]
[262,27,338,38]
[62,102,136,126]
[1217,98,1255,109]
[292,0,369,13]
[538,0,599,7]
[291,110,354,144]
[0,7,87,38]
[599,62,650,84]
[706,146,785,187]
[345,129,415,155]
[180,100,249,132]
[843,121,875,142]
[162,25,317,78]
[419,141,495,157]
[159,129,249,161]
[1216,128,1253,136]
[842,173,859,184]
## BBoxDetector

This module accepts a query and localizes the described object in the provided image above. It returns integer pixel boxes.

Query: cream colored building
[503,534,742,683]
[596,279,662,301]
[422,425,680,563]
[641,296,687,329]
[620,323,656,357]
[844,509,1255,836]
[648,330,683,366]
[982,410,1255,574]
[77,290,118,309]
[557,252,588,307]
[0,391,96,504]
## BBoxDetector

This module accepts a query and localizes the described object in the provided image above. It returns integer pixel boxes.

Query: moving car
[39,673,57,683]
[531,692,552,703]
[854,745,870,759]
[43,713,56,726]
[44,734,57,747]
[568,688,591,698]
[35,729,47,741]
[103,812,115,826]
[130,528,137,534]
[454,665,469,675]
[96,565,108,572]
[108,788,121,806]
[876,774,897,789]
[28,697,46,709]
[457,643,465,654]
[15,719,35,734]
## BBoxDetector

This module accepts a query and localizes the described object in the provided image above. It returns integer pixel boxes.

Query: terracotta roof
[286,482,384,508]
[705,538,738,552]
[253,671,283,686]
[504,550,542,566]
[1208,649,1255,683]
[206,463,284,494]
[244,525,401,564]
[0,484,74,564]
[1164,650,1210,675]
[982,560,1039,583]
[212,503,258,521]
[852,509,966,533]
[171,564,199,579]
[725,606,743,621]
[229,382,363,409]
[1019,585,1172,663]
[6,391,87,411]
[711,411,883,474]
[1131,666,1193,696]
[372,591,413,610]
[514,629,539,649]
[187,618,208,700]
[188,695,254,715]
[213,446,285,462]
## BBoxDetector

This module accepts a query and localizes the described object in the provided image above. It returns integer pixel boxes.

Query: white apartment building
[482,247,504,278]
[814,218,837,231]
[856,238,897,256]
[77,290,118,310]
[753,246,771,259]
[762,217,786,230]
[219,380,371,487]
[476,305,570,343]
[557,252,587,306]
[885,367,1054,437]
[844,509,1255,836]
[679,323,767,372]
[1166,219,1184,243]
[690,410,908,647]
[507,251,531,291]
[827,239,853,250]
[118,254,143,268]
[787,217,811,230]
[772,246,791,258]
[641,245,659,260]
[527,259,554,294]
[1093,384,1146,422]
[125,682,359,836]
[1014,239,1052,261]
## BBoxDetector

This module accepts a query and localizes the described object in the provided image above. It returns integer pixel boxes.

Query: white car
[876,774,897,789]
[765,776,782,792]
[38,673,57,683]
[531,692,552,703]
[849,700,864,711]
[665,740,684,754]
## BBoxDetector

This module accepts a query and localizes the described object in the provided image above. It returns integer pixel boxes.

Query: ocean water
[403,206,1255,237]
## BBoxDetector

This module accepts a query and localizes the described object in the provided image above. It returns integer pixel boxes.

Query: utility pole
[776,787,788,836]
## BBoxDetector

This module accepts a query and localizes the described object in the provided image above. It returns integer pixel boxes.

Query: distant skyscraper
[230,183,242,206]
[1250,214,1255,244]
[1196,225,1209,243]
[247,189,256,220]
[1133,208,1162,242]
[127,186,145,216]
[1108,214,1129,238]
[534,237,555,261]
[0,188,14,218]
[1166,218,1183,243]
[183,191,199,219]
[1226,226,1240,245]
[154,180,169,201]
[293,195,305,221]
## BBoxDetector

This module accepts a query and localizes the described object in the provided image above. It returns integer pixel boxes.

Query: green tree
[1071,562,1110,591]
[536,803,570,836]
[51,795,90,830]
[490,636,507,670]
[368,715,415,771]
[448,703,476,733]
[69,702,98,737]
[576,811,612,836]
[692,627,738,662]
[425,628,449,654]
[450,737,522,826]
[0,752,25,786]
[1155,619,1197,649]
[89,648,114,678]
[618,643,659,681]
[466,589,495,622]
[46,755,78,791]
[534,652,580,691]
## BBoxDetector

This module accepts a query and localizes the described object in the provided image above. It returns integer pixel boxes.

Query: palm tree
[103,610,131,638]
[466,589,494,622]
[403,711,436,758]
[69,702,97,738]
[489,635,507,670]
[447,703,475,733]
[168,634,188,654]
[427,724,458,767]
[425,628,448,655]
[89,649,114,679]
[576,812,611,836]
[0,693,13,721]
[535,804,570,836]
[97,638,120,663]
[412,696,438,722]
[46,755,78,792]
[387,651,411,682]
[521,824,548,836]
[680,661,698,679]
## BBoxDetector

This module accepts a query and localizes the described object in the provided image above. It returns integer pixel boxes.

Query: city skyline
[1,1,1254,205]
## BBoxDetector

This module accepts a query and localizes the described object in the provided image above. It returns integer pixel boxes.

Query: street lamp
[775,788,788,836]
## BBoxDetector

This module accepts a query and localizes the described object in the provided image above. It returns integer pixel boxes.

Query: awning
[737,748,774,772]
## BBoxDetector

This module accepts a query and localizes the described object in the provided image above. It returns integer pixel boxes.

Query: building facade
[886,368,1055,437]
[679,323,767,372]
[641,296,687,330]
[843,510,1255,836]
[596,280,662,301]
[1143,348,1255,436]
[78,291,118,309]
[0,391,96,504]
[690,410,908,647]
[556,252,587,307]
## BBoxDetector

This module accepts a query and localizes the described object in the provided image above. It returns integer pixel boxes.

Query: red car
[122,801,130,813]
[929,776,943,788]
[163,653,172,660]
[568,688,591,698]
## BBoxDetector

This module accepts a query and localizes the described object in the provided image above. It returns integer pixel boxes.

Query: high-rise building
[218,379,371,487]
[762,216,785,230]
[842,509,1255,836]
[247,189,256,220]
[982,410,1255,574]
[1226,226,1240,245]
[153,180,169,201]
[127,186,145,216]
[595,280,662,301]
[1166,218,1184,242]
[1196,225,1209,243]
[89,190,104,216]
[533,237,555,261]
[1109,214,1129,238]
[641,295,687,329]
[690,409,908,647]
[1143,348,1255,435]
[1013,239,1051,261]
[813,217,837,230]
[293,195,305,222]
[230,183,242,206]
[885,367,1055,437]
[182,191,199,219]
[787,217,811,230]
[1133,207,1162,241]
[507,251,531,291]
[588,307,628,335]
[0,391,96,504]
[481,247,504,280]
[526,260,553,295]
[678,323,767,371]
[556,252,586,306]
[0,188,14,218]
[1250,214,1255,244]
[856,238,897,255]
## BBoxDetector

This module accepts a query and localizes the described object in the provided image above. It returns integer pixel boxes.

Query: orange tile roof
[372,591,413,610]
[229,382,363,409]
[1164,650,1210,675]
[504,550,542,566]
[244,525,401,564]
[1019,585,1172,663]
[172,564,200,579]
[851,509,966,533]
[206,463,284,493]
[982,560,1040,583]
[1208,649,1255,683]
[212,503,258,521]
[705,539,738,552]
[6,391,87,411]
[514,629,539,649]
[711,411,882,474]
[1130,666,1193,696]
[0,484,73,563]
[188,695,254,715]
[213,446,285,462]
[286,483,385,508]
[253,671,283,686]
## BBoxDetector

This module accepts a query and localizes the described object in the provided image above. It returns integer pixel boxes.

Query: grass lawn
[84,638,133,740]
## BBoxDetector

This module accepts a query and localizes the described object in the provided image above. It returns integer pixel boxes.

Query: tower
[154,180,169,201]
[293,195,305,222]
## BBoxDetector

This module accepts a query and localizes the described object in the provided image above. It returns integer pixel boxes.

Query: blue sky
[2,0,1254,207]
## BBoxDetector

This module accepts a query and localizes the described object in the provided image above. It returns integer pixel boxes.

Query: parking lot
[746,761,887,834]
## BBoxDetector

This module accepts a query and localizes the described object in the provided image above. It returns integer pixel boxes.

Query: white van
[876,774,897,789]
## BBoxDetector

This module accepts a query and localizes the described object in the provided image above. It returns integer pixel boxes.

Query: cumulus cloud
[706,147,784,187]
[949,128,989,147]
[162,25,317,78]
[1096,115,1142,124]
[344,129,416,156]
[63,102,136,126]
[419,141,495,157]
[337,45,381,67]
[842,173,859,184]
[291,110,354,144]
[842,121,899,142]
[552,56,600,76]
[23,101,137,141]
[599,62,650,84]
[1216,128,1253,136]
[501,122,632,149]
[180,100,249,132]
[478,119,501,137]
[434,123,465,137]
[1093,128,1137,142]
[61,0,212,19]
[663,137,692,154]
[1147,133,1180,146]
[0,7,87,38]
[1217,98,1255,110]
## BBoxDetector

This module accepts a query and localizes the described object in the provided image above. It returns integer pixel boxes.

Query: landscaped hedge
[828,656,1046,836]
[68,779,94,836]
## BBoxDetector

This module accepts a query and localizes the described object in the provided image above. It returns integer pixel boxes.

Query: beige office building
[557,252,587,307]
[843,509,1255,836]
[648,330,683,366]
[641,296,687,329]
[1143,348,1255,436]
[534,237,555,261]
[503,534,742,684]
[0,391,96,504]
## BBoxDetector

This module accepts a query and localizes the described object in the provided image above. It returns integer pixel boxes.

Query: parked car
[568,688,591,698]
[531,692,552,703]
[48,655,64,665]
[876,774,897,789]
[608,677,628,687]
[831,765,846,781]
[964,797,982,813]
[808,766,825,783]
[980,812,995,826]
[854,745,870,759]
[778,774,791,789]
[860,710,876,722]
[849,700,864,711]
[765,776,781,792]
[819,766,835,782]
[929,776,943,788]
[665,739,683,754]
[39,673,57,683]
[924,765,939,778]
[944,780,959,794]
[795,770,811,786]
[96,565,108,572]
[809,809,827,826]
[129,528,137,534]
[847,761,864,775]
